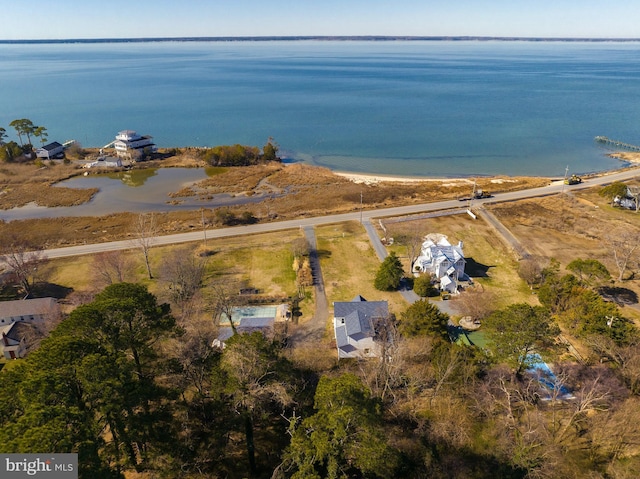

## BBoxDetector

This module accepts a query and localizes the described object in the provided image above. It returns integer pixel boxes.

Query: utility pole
[562,165,569,194]
[360,191,363,224]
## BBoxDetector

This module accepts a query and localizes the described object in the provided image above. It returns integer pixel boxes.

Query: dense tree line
[201,138,280,167]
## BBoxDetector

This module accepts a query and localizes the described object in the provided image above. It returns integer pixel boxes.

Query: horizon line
[2,35,640,44]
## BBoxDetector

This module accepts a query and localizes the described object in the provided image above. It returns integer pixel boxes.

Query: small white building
[413,234,466,293]
[35,141,64,159]
[113,130,156,159]
[0,322,31,359]
[83,157,123,169]
[333,295,389,359]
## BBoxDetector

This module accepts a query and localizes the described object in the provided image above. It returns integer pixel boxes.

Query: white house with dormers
[113,130,156,158]
[413,234,466,293]
[333,295,389,359]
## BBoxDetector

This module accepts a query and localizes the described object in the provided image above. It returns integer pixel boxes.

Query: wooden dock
[595,136,640,152]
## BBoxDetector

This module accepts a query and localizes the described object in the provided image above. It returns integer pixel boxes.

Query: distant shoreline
[2,36,640,45]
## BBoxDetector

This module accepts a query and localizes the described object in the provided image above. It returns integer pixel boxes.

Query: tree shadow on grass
[316,249,332,259]
[32,282,74,299]
[597,286,638,306]
[465,257,492,278]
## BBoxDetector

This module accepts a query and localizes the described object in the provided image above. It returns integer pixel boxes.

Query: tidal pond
[1,168,265,221]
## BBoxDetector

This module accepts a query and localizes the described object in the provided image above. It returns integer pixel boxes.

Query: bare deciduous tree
[454,284,497,322]
[392,225,424,271]
[605,226,640,281]
[2,239,47,297]
[518,255,548,288]
[92,250,134,288]
[588,397,640,465]
[133,213,157,279]
[160,249,207,318]
[211,282,246,335]
[290,237,309,258]
[169,314,219,397]
[358,314,405,404]
[22,301,65,350]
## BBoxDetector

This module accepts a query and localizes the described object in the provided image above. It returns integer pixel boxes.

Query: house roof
[0,322,31,342]
[333,296,390,358]
[39,141,63,151]
[334,298,389,320]
[416,235,465,269]
[0,298,58,319]
[238,317,274,329]
[335,325,350,348]
[345,310,370,337]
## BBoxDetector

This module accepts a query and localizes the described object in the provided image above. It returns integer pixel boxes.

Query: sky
[3,0,640,40]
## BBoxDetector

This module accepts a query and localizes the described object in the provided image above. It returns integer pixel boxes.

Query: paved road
[4,166,640,264]
[363,218,421,305]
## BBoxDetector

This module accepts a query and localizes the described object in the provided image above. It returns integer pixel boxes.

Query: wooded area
[2,251,640,478]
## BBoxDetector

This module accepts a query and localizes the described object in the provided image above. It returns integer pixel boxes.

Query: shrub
[413,273,439,297]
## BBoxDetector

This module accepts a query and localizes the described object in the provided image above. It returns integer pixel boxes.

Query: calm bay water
[2,40,640,177]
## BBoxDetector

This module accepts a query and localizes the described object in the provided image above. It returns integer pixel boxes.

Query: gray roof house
[35,141,65,159]
[0,297,60,326]
[333,295,389,359]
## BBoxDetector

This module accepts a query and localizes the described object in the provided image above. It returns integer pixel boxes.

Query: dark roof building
[333,295,389,359]
[35,141,65,159]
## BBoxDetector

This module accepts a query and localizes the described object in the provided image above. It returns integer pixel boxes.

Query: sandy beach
[334,171,540,187]
[335,171,476,186]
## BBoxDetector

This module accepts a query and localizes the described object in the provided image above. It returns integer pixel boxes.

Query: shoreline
[333,151,640,185]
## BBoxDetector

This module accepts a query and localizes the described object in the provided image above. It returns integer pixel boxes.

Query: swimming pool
[224,306,279,326]
[527,354,573,400]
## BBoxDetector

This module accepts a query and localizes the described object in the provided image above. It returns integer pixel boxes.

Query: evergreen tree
[283,373,399,479]
[399,299,450,341]
[484,303,559,376]
[374,252,404,291]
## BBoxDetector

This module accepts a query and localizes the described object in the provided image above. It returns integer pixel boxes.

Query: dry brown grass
[0,160,96,209]
[0,151,549,250]
[489,192,640,270]
[488,190,640,324]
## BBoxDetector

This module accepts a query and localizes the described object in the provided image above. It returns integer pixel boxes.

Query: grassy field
[26,205,554,325]
[315,221,412,317]
[29,229,307,322]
